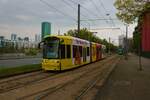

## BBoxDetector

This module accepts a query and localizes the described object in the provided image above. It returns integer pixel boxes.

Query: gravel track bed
[20,56,117,100]
[41,57,119,100]
[0,55,118,100]
[0,71,56,93]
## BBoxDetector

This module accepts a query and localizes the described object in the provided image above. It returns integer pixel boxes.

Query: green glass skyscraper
[41,22,51,40]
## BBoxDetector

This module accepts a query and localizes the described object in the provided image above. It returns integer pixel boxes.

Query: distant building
[0,36,5,47]
[0,36,4,41]
[24,37,29,42]
[127,38,133,52]
[41,22,51,40]
[119,35,125,48]
[35,34,41,43]
[17,37,23,41]
[11,33,17,41]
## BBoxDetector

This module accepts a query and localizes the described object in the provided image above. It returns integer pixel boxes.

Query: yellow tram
[41,35,106,71]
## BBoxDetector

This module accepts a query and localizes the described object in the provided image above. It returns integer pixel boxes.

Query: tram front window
[43,39,59,59]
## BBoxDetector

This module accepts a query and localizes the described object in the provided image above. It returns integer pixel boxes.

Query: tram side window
[61,44,65,59]
[99,48,102,53]
[97,47,99,54]
[67,45,71,58]
[73,45,77,58]
[87,47,89,56]
[79,46,82,57]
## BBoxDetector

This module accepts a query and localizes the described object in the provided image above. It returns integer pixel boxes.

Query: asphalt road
[0,58,42,68]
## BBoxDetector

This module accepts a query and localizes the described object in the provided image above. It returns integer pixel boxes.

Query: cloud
[15,15,34,21]
[0,0,136,44]
[0,0,8,4]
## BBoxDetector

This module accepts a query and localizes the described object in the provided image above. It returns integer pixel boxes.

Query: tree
[65,28,117,53]
[65,28,103,43]
[115,1,150,54]
[132,4,150,52]
[65,28,96,42]
[114,0,147,24]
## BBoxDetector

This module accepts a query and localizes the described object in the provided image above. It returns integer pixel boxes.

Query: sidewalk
[95,54,150,100]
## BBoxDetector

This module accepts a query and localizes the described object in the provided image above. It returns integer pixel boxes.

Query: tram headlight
[56,60,60,63]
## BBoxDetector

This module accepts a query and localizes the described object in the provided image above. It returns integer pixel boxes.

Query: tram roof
[44,35,102,45]
[44,35,89,42]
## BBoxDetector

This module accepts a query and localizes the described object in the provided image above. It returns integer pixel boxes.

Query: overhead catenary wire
[69,0,101,19]
[90,0,105,19]
[69,0,107,28]
[69,0,116,27]
[87,0,109,24]
[61,0,92,29]
[40,0,88,30]
[98,0,107,13]
[40,0,77,22]
[98,0,115,26]
[81,18,118,21]
[62,0,87,19]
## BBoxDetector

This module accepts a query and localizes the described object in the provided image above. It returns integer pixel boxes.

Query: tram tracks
[43,57,119,100]
[17,55,119,100]
[0,55,119,100]
[0,57,109,93]
[0,71,56,93]
[75,58,120,100]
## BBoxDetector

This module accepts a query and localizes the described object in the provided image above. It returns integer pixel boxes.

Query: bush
[24,48,38,56]
[0,64,41,78]
[142,51,150,58]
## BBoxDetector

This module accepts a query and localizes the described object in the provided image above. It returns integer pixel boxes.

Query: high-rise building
[11,33,17,41]
[41,22,51,40]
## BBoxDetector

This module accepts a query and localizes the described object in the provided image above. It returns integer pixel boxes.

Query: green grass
[0,64,41,78]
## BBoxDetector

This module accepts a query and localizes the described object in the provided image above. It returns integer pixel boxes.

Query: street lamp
[117,24,128,60]
[90,27,121,55]
[106,13,115,27]
[124,24,128,60]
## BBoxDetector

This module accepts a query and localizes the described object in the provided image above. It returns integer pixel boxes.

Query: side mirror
[38,41,44,49]
[60,39,64,43]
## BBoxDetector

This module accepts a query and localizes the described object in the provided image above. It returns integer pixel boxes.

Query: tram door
[83,47,86,62]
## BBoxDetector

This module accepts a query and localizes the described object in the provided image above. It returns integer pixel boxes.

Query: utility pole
[125,24,128,60]
[58,30,60,35]
[109,37,111,55]
[139,32,142,71]
[78,4,80,35]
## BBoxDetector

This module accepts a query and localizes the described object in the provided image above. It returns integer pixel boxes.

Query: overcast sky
[0,0,136,45]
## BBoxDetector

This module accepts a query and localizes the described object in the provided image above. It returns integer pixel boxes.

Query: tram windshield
[43,38,59,59]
